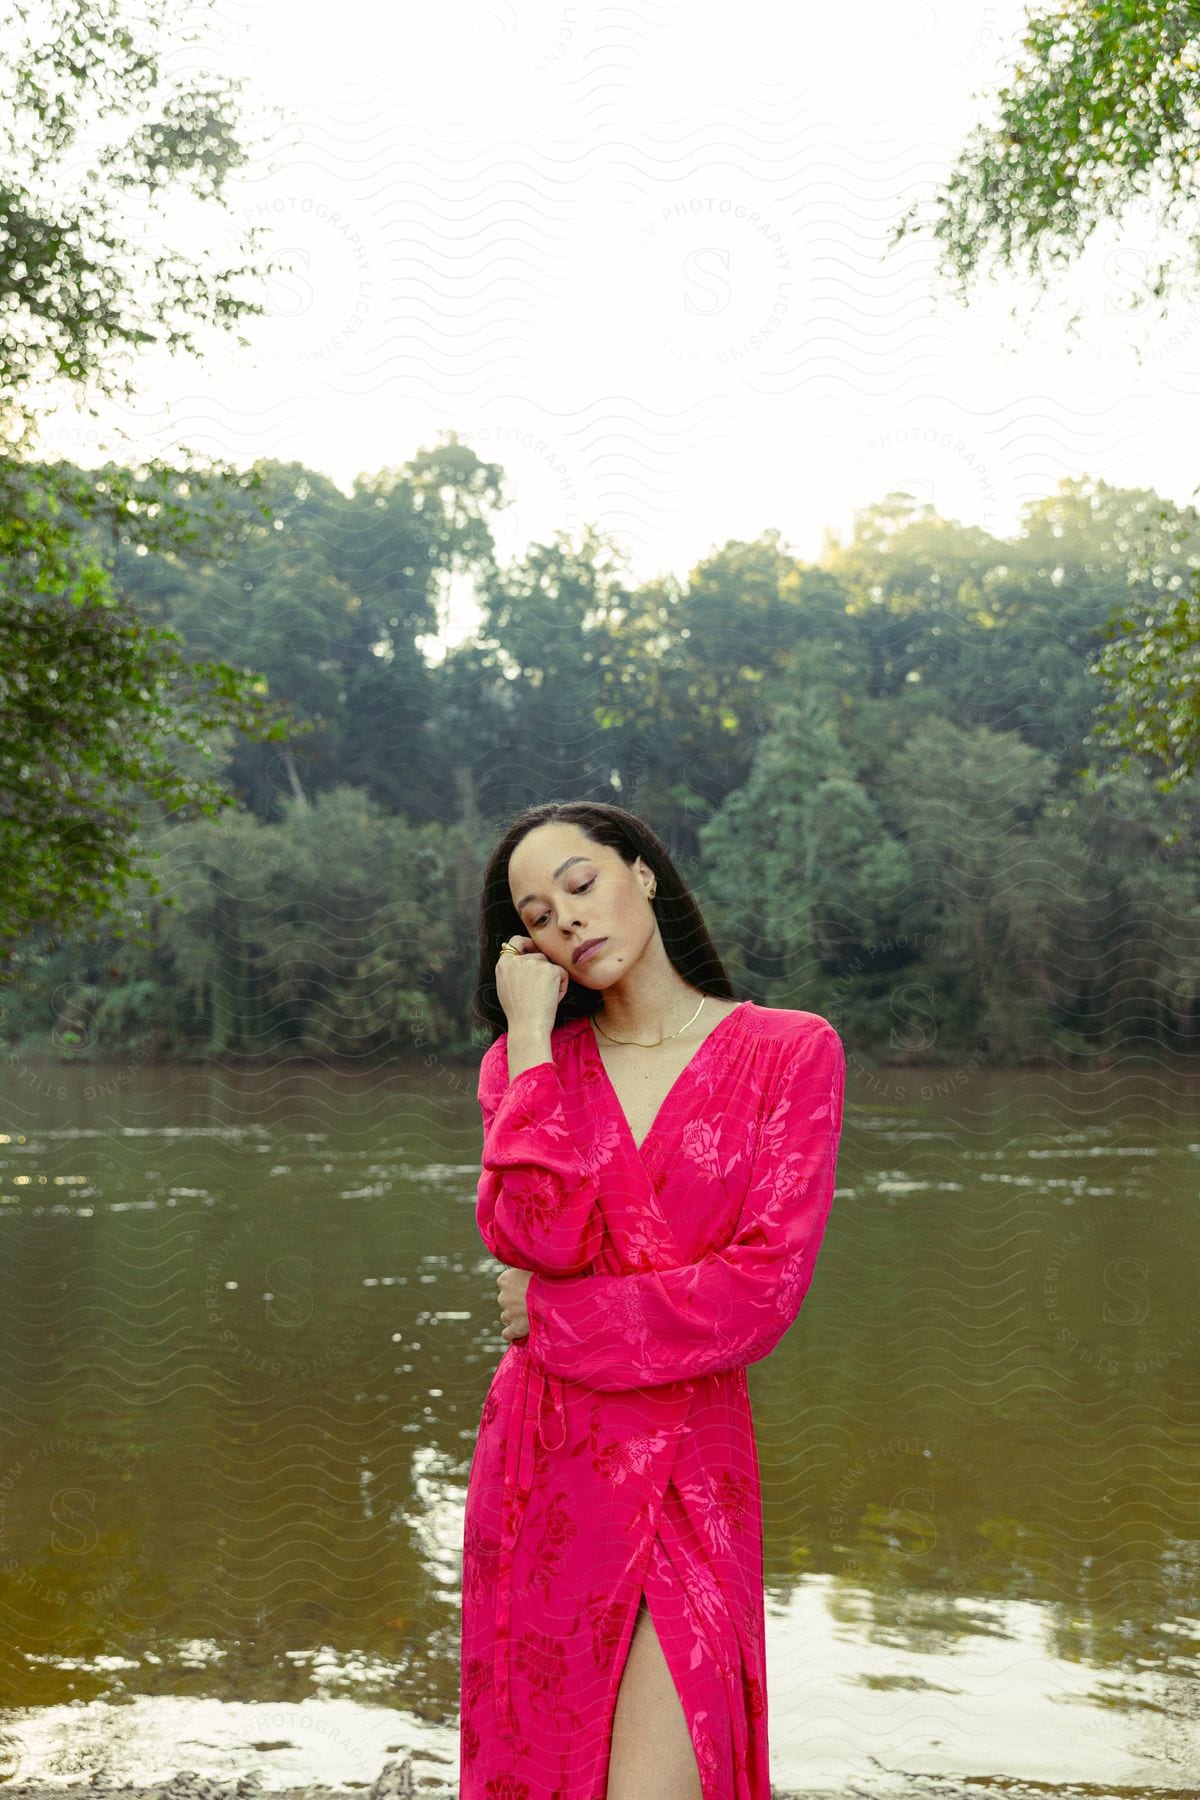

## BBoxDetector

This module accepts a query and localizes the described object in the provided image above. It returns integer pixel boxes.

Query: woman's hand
[495,934,569,1037]
[498,1266,533,1343]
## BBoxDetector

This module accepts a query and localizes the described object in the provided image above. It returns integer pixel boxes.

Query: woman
[459,800,847,1800]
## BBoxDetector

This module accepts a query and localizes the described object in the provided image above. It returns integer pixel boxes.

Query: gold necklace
[592,993,707,1048]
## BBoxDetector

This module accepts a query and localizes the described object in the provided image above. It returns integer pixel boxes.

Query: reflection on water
[0,1055,1197,1794]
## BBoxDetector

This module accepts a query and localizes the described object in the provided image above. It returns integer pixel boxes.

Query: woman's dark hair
[472,800,736,1042]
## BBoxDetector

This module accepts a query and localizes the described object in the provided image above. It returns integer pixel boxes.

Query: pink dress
[459,1000,846,1800]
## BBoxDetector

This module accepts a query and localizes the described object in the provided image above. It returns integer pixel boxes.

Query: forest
[3,440,1197,1068]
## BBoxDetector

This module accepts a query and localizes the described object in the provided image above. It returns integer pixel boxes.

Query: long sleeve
[475,1034,605,1274]
[523,1020,846,1390]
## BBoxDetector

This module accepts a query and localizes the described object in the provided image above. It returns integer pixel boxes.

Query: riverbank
[0,1765,427,1800]
[2,1761,1195,1800]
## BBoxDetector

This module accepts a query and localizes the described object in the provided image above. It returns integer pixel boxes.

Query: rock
[367,1758,415,1800]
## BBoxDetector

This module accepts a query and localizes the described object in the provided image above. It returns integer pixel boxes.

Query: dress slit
[590,1474,747,1800]
[597,1567,701,1797]
[589,1576,654,1798]
[643,1478,742,1798]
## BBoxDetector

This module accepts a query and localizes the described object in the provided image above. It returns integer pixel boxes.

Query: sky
[35,0,1200,650]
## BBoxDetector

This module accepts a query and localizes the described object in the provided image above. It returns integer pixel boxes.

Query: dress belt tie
[494,1345,566,1739]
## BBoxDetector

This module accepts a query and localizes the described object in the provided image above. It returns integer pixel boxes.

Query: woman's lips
[574,938,607,966]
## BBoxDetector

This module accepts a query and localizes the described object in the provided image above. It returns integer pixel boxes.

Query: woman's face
[507,824,655,986]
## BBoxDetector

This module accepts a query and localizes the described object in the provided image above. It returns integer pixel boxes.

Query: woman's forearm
[506,1027,554,1082]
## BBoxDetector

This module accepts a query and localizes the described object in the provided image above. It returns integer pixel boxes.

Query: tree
[112,447,509,823]
[890,0,1200,788]
[700,693,853,996]
[883,716,1059,1052]
[890,1,1200,321]
[147,789,468,1058]
[466,524,637,812]
[0,457,293,958]
[1,0,271,451]
[1089,506,1200,792]
[0,0,287,958]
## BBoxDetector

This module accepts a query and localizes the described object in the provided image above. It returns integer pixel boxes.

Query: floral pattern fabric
[459,1001,846,1799]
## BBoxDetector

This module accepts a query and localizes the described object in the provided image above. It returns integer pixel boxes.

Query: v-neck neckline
[584,999,753,1161]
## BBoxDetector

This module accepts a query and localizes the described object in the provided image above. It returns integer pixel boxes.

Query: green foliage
[0,457,297,958]
[5,464,1200,1065]
[888,2,1200,792]
[699,693,856,991]
[882,717,1060,1054]
[0,0,291,958]
[1,788,482,1061]
[1088,498,1200,791]
[469,524,639,807]
[891,0,1200,315]
[802,779,913,966]
[0,0,272,450]
[145,788,475,1059]
[116,450,508,821]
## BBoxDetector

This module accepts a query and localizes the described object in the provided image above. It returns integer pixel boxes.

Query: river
[0,1049,1197,1795]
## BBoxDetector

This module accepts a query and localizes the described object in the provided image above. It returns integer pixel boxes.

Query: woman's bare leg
[607,1592,703,1799]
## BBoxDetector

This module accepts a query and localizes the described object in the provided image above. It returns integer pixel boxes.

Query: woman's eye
[532,877,594,928]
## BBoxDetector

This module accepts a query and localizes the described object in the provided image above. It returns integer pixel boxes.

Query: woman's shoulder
[741,1008,844,1107]
[743,1003,841,1049]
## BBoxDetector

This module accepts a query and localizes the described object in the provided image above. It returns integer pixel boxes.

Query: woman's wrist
[506,1028,554,1082]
